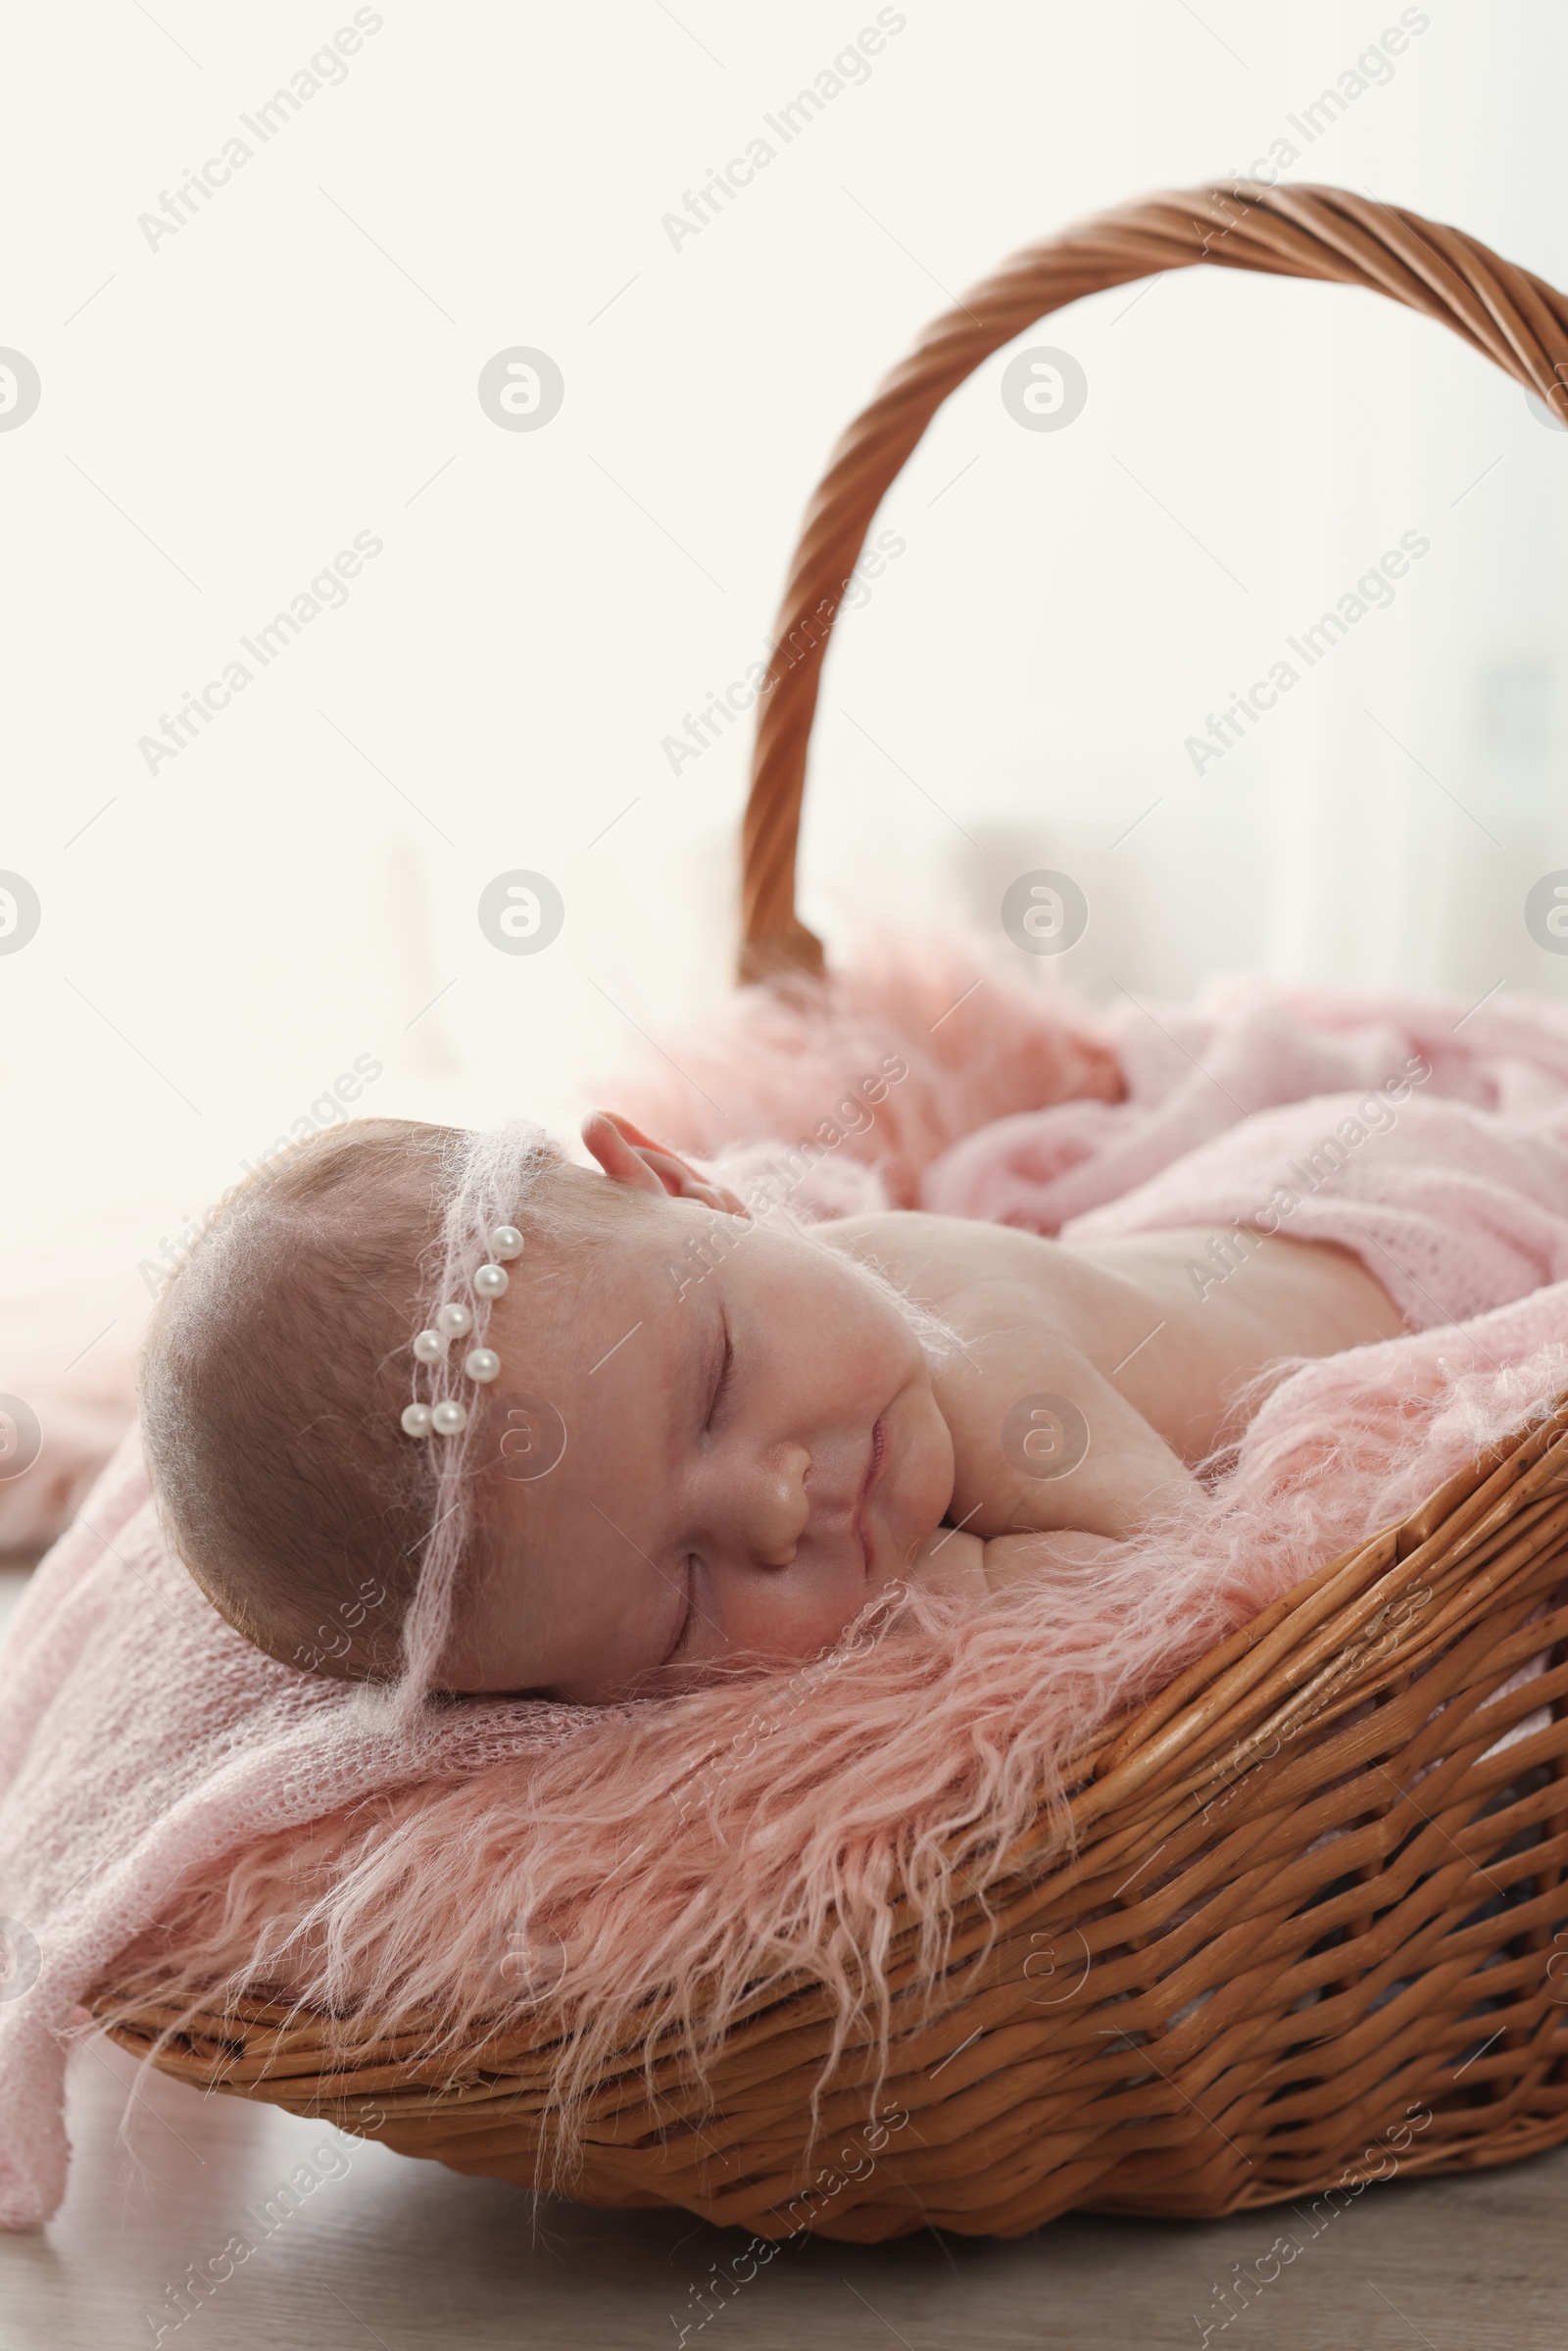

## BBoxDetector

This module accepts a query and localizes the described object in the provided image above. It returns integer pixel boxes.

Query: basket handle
[739,179,1568,982]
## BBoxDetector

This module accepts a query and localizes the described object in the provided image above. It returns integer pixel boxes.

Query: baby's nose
[749,1442,811,1568]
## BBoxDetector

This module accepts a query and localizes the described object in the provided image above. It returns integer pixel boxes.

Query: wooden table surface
[2,1567,1563,2350]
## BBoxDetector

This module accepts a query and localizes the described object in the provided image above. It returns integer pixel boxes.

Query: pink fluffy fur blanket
[7,946,1568,2231]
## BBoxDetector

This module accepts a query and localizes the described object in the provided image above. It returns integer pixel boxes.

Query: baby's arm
[938,1329,1201,1543]
[914,1332,1204,1605]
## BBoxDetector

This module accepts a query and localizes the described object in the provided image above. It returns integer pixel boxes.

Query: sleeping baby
[139,1101,1408,1706]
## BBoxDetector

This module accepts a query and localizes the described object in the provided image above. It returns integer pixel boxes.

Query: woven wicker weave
[97,183,1568,2240]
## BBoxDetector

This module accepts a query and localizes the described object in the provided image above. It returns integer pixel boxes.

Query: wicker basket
[97,182,1568,2241]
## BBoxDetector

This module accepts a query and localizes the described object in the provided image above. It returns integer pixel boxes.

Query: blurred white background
[2,0,1567,1360]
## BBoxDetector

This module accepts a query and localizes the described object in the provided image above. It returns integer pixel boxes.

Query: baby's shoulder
[817,1207,1070,1291]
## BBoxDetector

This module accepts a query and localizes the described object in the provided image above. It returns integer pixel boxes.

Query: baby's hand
[904,1523,990,1603]
[905,1523,1124,1605]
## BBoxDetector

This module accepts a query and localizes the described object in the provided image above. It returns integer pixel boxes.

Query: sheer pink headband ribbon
[364,1116,552,1724]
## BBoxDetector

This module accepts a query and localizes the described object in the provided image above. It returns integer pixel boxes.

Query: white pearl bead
[473,1262,509,1298]
[431,1398,468,1436]
[401,1402,434,1438]
[465,1347,502,1383]
[412,1329,446,1363]
[435,1301,473,1337]
[489,1225,525,1261]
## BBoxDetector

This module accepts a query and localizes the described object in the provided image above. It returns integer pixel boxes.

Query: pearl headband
[367,1117,552,1722]
[398,1222,525,1438]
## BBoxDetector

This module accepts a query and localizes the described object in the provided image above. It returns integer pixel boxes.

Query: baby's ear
[581,1111,747,1215]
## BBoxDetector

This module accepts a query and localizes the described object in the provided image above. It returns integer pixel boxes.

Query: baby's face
[435,1119,955,1702]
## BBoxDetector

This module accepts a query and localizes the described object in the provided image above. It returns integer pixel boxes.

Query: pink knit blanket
[920,977,1568,1304]
[7,954,1568,2230]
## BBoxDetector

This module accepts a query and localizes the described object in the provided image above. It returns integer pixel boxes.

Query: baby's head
[140,1112,956,1703]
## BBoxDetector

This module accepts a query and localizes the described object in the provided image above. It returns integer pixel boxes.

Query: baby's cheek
[723,1583,863,1662]
[899,1398,957,1539]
